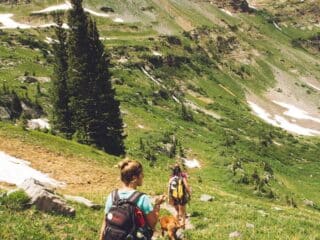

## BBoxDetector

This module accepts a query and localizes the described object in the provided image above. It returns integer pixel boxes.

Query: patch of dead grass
[0,136,119,197]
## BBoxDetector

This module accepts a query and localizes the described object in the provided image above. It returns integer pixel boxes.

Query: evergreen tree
[67,0,91,143]
[51,15,72,138]
[10,90,22,119]
[86,18,125,155]
[65,0,125,155]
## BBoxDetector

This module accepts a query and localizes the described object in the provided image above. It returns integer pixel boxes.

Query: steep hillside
[0,0,320,239]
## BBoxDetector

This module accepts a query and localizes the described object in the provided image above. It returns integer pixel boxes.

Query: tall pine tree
[87,18,125,155]
[63,0,125,155]
[67,0,91,143]
[51,15,72,138]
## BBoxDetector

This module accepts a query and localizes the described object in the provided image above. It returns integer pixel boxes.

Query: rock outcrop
[19,178,75,216]
[64,195,101,210]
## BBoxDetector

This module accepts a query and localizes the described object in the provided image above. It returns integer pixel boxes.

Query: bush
[166,36,181,45]
[181,103,193,122]
[0,190,30,210]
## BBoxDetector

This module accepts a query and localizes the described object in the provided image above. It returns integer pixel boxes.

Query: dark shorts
[172,195,188,206]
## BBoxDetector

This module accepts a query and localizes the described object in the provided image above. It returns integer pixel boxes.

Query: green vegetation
[51,0,125,155]
[0,0,320,239]
[0,190,30,211]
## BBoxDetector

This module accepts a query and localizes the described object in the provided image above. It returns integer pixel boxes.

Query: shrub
[181,103,193,122]
[263,162,274,175]
[166,36,181,45]
[0,190,30,210]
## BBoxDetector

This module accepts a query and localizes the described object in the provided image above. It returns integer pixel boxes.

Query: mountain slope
[0,0,320,239]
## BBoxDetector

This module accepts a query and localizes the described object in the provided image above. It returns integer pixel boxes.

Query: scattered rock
[257,209,268,217]
[272,206,283,211]
[117,56,128,64]
[100,6,114,13]
[303,199,314,207]
[20,76,38,83]
[64,195,101,210]
[246,223,254,228]
[36,77,51,83]
[112,78,124,85]
[200,194,215,202]
[19,178,75,216]
[27,118,50,130]
[19,76,51,83]
[176,229,184,239]
[21,101,43,118]
[229,231,241,238]
[0,106,10,120]
[182,158,201,168]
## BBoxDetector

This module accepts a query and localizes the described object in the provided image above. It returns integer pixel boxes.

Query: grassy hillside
[1,0,320,239]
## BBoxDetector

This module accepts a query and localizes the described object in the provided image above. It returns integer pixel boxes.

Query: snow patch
[32,2,72,14]
[113,17,124,23]
[248,101,278,126]
[182,158,201,168]
[273,141,282,146]
[273,101,320,123]
[152,51,162,56]
[28,118,50,130]
[248,3,257,10]
[38,23,70,29]
[117,57,128,64]
[0,151,64,187]
[84,8,109,18]
[274,115,320,136]
[0,14,31,29]
[44,37,54,44]
[248,101,320,136]
[306,82,320,92]
[141,67,162,85]
[32,1,109,18]
[0,14,69,29]
[221,9,233,16]
[99,37,114,41]
[273,21,282,31]
[172,95,180,103]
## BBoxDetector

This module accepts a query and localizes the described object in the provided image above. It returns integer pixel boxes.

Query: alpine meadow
[0,0,320,239]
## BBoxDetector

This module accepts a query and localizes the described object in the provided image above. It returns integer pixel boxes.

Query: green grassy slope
[0,0,320,239]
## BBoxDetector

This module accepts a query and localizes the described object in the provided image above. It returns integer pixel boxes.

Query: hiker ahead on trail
[100,159,166,240]
[168,164,191,228]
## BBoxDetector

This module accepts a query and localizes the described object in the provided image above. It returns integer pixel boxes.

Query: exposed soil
[152,0,194,31]
[0,135,119,198]
[246,65,320,135]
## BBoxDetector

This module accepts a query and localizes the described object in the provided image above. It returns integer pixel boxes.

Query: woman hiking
[168,164,191,228]
[99,159,166,240]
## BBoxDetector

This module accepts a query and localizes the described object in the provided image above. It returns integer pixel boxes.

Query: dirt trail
[151,196,194,239]
[0,135,118,197]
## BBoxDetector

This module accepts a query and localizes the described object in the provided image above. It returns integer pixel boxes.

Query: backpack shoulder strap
[111,189,120,205]
[128,191,144,205]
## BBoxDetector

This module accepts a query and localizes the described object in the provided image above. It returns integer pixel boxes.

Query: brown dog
[159,215,181,240]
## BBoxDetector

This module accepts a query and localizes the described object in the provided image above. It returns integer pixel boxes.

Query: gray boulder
[19,76,51,84]
[19,178,75,216]
[200,194,215,202]
[229,231,241,238]
[20,76,38,83]
[246,223,255,228]
[64,195,101,210]
[303,199,314,207]
[0,106,10,120]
